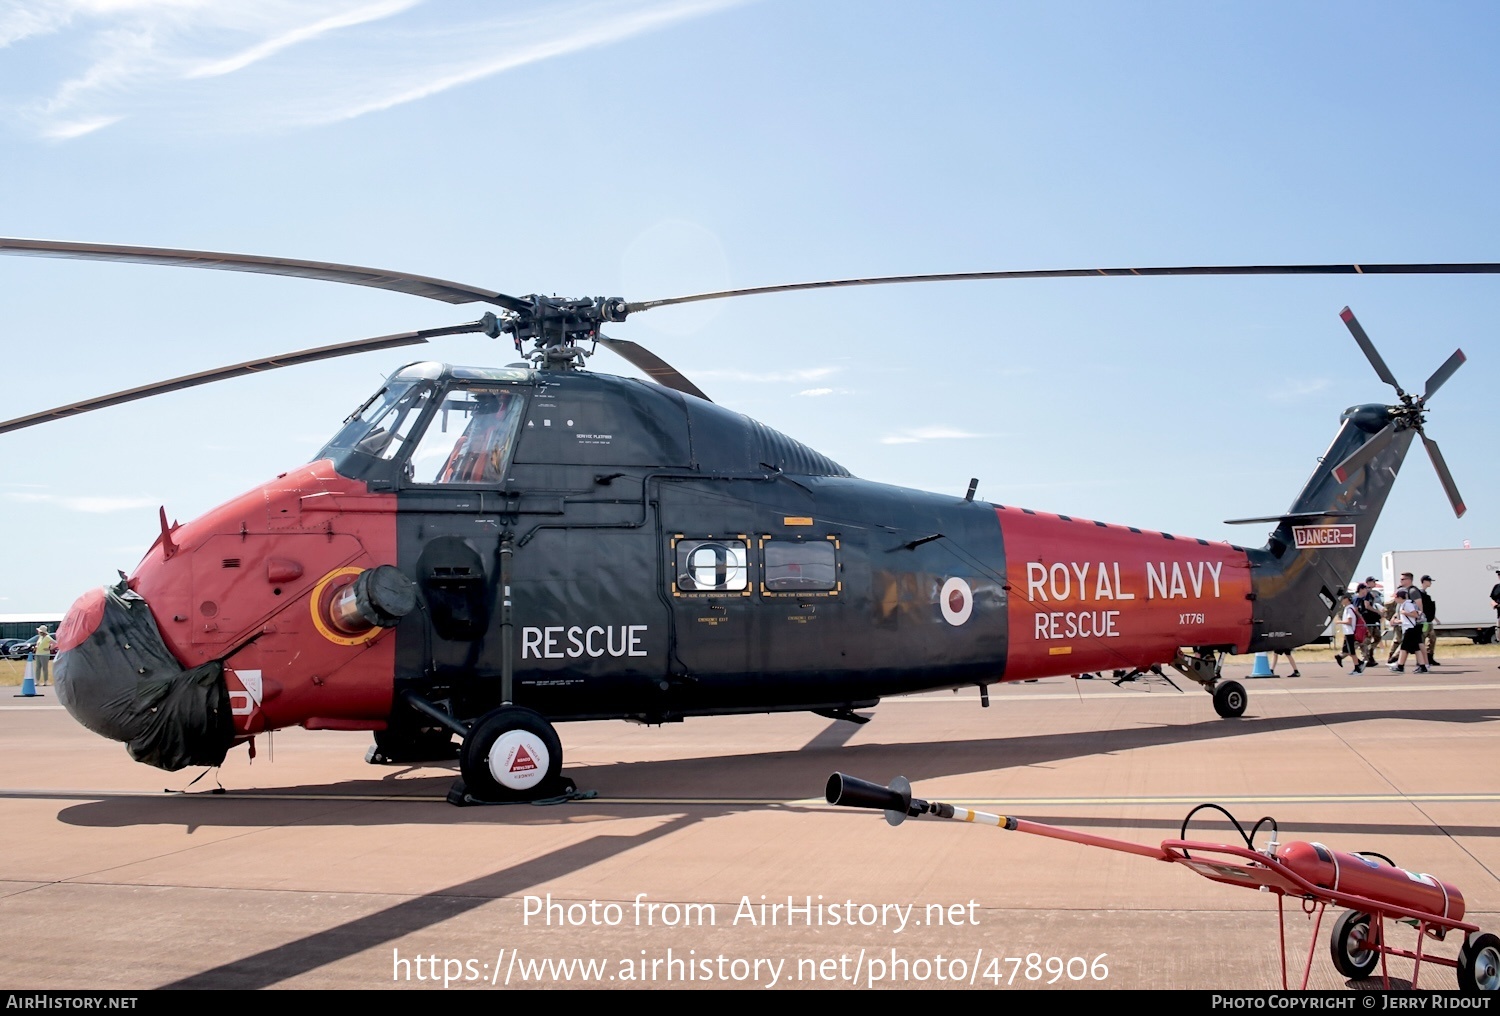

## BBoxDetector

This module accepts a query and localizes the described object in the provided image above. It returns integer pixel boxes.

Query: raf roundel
[939,576,974,626]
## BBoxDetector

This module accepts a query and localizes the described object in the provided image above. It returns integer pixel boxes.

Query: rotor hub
[500,295,629,372]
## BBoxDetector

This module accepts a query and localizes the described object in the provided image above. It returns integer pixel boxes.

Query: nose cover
[55,581,234,771]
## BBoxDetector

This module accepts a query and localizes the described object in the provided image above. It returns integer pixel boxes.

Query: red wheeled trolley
[826,773,1500,992]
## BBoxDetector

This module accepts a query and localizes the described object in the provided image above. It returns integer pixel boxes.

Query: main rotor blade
[597,333,710,402]
[625,262,1500,315]
[1338,307,1402,391]
[0,237,530,313]
[1422,348,1467,402]
[1421,432,1466,518]
[0,330,436,435]
[1330,423,1397,485]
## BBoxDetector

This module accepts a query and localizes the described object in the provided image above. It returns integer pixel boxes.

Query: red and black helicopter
[0,239,1479,803]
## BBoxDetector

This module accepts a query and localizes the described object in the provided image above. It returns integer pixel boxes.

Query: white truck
[1382,547,1500,644]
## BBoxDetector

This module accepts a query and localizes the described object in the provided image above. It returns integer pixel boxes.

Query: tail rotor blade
[1339,307,1403,392]
[1422,349,1466,402]
[1331,423,1397,484]
[1420,432,1467,518]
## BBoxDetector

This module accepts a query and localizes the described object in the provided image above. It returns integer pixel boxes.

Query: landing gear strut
[365,725,459,765]
[1169,649,1247,719]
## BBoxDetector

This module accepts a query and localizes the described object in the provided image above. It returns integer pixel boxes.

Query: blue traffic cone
[1249,653,1275,678]
[15,653,40,697]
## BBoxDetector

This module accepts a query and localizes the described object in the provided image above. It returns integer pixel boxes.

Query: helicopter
[0,238,1481,804]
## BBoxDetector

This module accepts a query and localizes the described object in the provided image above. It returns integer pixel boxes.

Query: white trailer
[1382,547,1500,643]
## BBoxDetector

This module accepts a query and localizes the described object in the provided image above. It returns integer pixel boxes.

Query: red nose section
[56,586,106,652]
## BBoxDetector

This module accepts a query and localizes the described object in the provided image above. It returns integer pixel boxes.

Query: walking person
[1334,593,1365,674]
[1418,575,1440,666]
[1384,595,1404,664]
[1387,571,1419,663]
[1271,650,1300,678]
[1389,589,1429,673]
[1355,583,1383,668]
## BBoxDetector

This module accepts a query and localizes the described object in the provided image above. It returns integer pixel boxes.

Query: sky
[1,0,1498,614]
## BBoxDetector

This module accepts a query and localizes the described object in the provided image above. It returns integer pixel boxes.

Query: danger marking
[510,745,539,773]
[1291,524,1356,549]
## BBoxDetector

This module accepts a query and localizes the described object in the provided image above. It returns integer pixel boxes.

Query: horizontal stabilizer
[1222,510,1361,526]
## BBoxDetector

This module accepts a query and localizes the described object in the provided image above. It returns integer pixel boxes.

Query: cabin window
[761,537,840,595]
[407,385,526,485]
[673,538,749,594]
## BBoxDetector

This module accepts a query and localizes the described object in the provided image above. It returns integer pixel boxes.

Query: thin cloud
[695,366,838,383]
[329,0,743,124]
[6,491,157,513]
[185,0,418,79]
[1268,379,1330,401]
[879,426,986,446]
[6,0,750,138]
[0,2,71,48]
[42,113,123,139]
[797,387,835,397]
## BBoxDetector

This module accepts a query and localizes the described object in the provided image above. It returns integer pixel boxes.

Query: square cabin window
[763,539,838,593]
[675,539,748,593]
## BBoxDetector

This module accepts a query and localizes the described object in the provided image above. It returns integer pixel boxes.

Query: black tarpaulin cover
[56,582,234,771]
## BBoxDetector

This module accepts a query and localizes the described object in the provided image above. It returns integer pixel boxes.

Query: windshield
[407,385,527,485]
[317,380,434,463]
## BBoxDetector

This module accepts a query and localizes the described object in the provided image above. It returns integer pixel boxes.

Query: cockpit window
[407,385,526,485]
[318,380,433,462]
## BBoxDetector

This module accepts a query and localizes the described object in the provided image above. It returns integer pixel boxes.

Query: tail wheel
[459,705,563,802]
[1212,680,1247,718]
[1329,910,1380,980]
[1458,931,1500,993]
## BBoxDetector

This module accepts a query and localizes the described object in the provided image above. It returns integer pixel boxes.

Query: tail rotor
[1331,308,1467,518]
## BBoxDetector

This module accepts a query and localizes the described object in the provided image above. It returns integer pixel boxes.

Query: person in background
[33,625,53,686]
[1384,594,1404,664]
[1389,589,1429,674]
[1355,583,1383,668]
[1270,649,1300,678]
[1392,571,1421,664]
[1334,593,1365,674]
[1491,568,1500,670]
[1418,575,1440,666]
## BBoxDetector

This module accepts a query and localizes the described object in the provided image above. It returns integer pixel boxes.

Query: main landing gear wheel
[1212,680,1247,719]
[458,705,564,802]
[1329,910,1380,980]
[1458,931,1500,992]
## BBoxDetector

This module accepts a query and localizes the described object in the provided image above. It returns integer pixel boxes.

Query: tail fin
[1236,309,1466,652]
[1242,404,1415,651]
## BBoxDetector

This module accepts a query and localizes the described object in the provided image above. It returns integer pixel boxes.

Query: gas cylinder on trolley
[1276,841,1465,921]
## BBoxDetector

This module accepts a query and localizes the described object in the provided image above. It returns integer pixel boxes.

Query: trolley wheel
[1330,910,1380,980]
[1457,931,1500,993]
[459,705,563,802]
[1212,680,1247,719]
